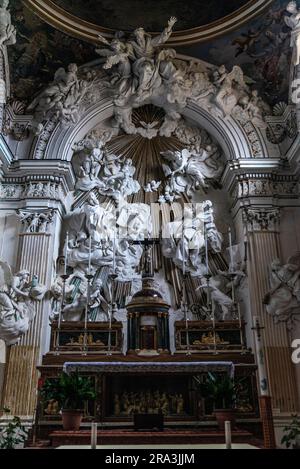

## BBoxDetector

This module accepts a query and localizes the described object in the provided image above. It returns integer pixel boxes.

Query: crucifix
[132,237,160,278]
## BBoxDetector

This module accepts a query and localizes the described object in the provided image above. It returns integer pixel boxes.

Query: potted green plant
[194,372,238,430]
[0,408,28,449]
[281,415,300,449]
[40,372,96,431]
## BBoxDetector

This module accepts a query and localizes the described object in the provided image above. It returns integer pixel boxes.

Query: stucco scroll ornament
[263,254,300,329]
[0,0,16,47]
[284,1,300,66]
[27,63,97,133]
[0,261,46,345]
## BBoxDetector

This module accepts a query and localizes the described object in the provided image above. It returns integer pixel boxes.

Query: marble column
[244,207,298,412]
[1,208,60,417]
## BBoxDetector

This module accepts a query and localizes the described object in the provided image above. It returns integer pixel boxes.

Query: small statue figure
[285,1,300,65]
[27,63,93,128]
[176,394,184,414]
[263,255,300,329]
[197,276,235,321]
[0,0,16,47]
[114,394,121,416]
[0,261,46,344]
[128,17,177,60]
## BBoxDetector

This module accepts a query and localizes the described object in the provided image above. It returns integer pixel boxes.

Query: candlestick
[182,235,186,276]
[225,421,232,449]
[91,422,97,449]
[112,230,116,274]
[205,225,209,275]
[64,232,69,275]
[228,227,233,272]
[88,236,92,274]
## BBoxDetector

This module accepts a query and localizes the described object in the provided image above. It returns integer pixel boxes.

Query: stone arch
[31,96,267,162]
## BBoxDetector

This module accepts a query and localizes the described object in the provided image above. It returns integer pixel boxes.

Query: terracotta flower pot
[61,409,83,431]
[214,409,236,431]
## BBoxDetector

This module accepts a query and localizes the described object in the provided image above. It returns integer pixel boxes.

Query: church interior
[1,0,300,451]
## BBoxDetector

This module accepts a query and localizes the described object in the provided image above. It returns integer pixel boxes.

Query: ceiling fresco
[8,0,290,108]
[51,0,250,31]
[178,0,291,106]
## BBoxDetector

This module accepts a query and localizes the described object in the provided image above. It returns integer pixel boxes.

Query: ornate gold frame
[23,0,274,46]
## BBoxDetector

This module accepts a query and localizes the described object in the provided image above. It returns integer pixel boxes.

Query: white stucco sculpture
[27,63,97,130]
[162,201,223,275]
[72,141,140,198]
[96,31,270,135]
[197,276,235,321]
[50,272,111,322]
[63,195,149,280]
[263,255,300,329]
[0,0,16,47]
[285,1,300,66]
[161,144,223,199]
[0,261,46,345]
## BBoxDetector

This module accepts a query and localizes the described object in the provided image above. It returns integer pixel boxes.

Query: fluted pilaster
[1,210,59,417]
[244,207,298,412]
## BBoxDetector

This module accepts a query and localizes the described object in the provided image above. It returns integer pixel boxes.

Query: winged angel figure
[161,145,222,197]
[263,253,300,329]
[0,261,46,345]
[95,35,133,99]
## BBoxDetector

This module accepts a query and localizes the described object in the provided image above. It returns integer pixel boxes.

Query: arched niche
[31,97,262,163]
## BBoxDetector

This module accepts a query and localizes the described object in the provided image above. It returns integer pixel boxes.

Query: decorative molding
[0,180,64,201]
[233,120,264,158]
[242,207,281,232]
[237,175,299,199]
[265,106,298,144]
[33,118,58,160]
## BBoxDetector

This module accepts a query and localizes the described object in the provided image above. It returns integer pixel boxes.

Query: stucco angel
[96,35,133,98]
[263,254,300,329]
[0,0,16,47]
[0,261,46,345]
[214,65,249,116]
[284,1,300,65]
[161,146,222,197]
[28,63,92,127]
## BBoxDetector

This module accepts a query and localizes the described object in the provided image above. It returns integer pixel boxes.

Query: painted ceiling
[51,0,250,31]
[8,0,290,109]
